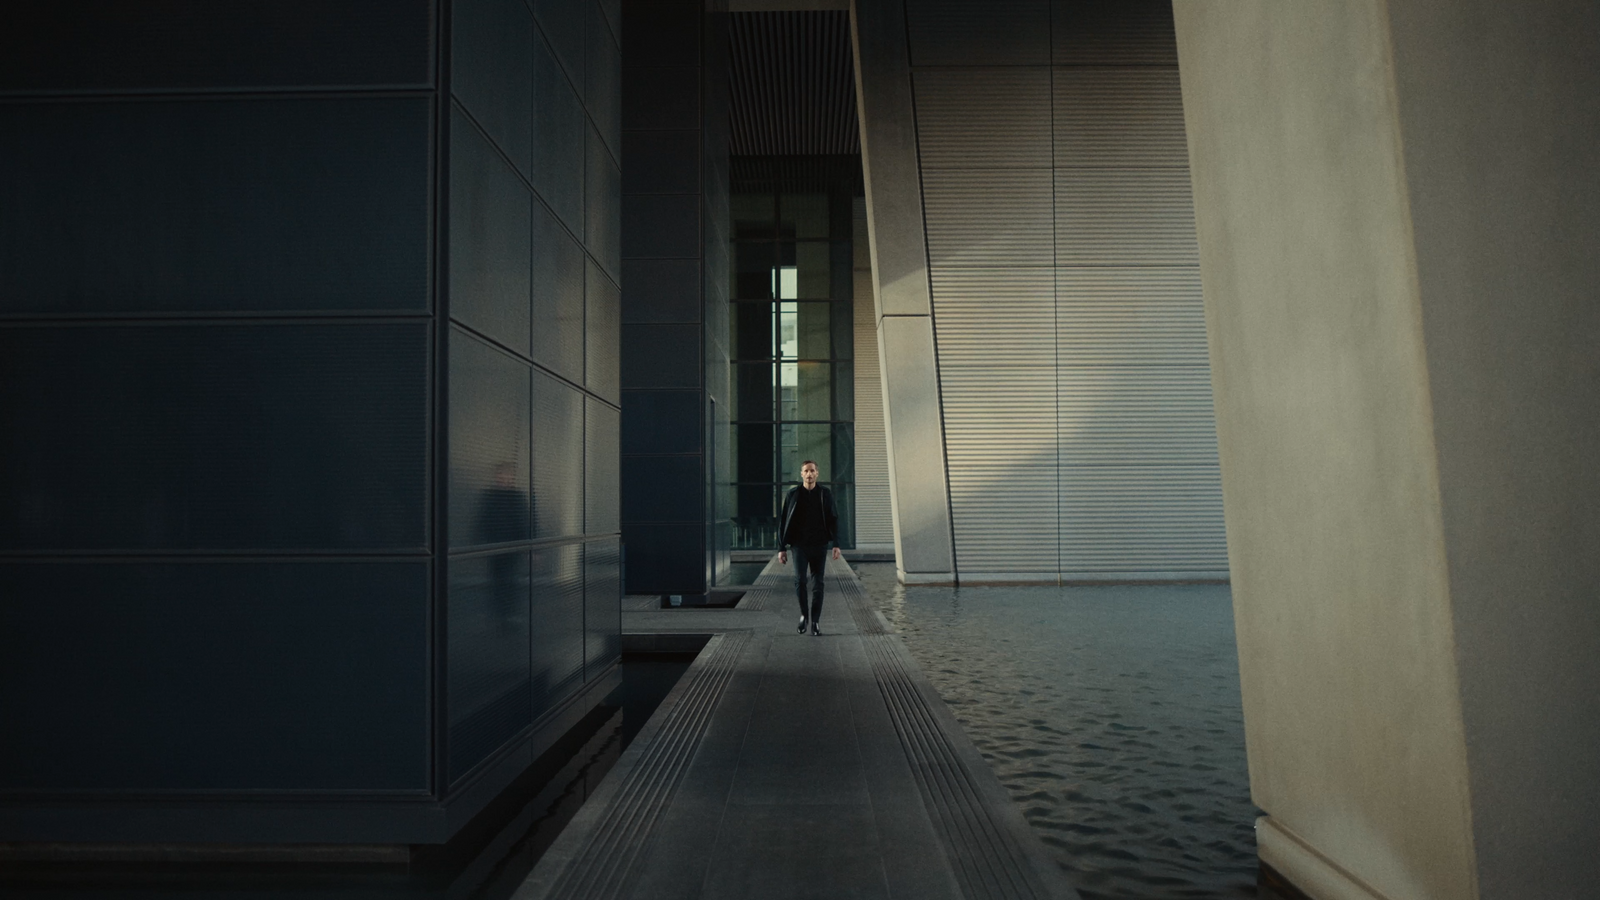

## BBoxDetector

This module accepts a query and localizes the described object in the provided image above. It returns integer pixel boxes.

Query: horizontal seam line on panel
[449,534,617,557]
[448,96,616,288]
[907,64,1052,71]
[528,14,593,139]
[0,86,437,103]
[619,385,710,391]
[0,790,437,801]
[447,319,613,405]
[0,314,435,327]
[0,552,433,561]
[938,263,1199,268]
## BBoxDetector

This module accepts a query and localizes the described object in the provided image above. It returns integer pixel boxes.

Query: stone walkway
[513,557,1080,900]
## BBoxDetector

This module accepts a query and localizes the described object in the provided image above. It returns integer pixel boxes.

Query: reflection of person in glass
[776,460,839,636]
[480,461,530,632]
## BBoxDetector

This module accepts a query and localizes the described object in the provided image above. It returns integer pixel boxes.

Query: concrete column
[849,0,956,583]
[1175,2,1599,898]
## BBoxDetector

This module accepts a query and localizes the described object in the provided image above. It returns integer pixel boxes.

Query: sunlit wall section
[852,196,895,552]
[903,0,1226,580]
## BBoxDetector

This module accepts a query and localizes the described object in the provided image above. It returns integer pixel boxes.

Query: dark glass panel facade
[728,161,860,549]
[448,549,533,783]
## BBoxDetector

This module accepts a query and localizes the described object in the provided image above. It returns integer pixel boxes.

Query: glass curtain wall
[729,162,857,549]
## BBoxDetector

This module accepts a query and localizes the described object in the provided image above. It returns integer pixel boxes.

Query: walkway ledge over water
[513,558,1080,900]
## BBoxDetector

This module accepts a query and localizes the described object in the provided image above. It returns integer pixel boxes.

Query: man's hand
[778,550,787,565]
[831,547,841,561]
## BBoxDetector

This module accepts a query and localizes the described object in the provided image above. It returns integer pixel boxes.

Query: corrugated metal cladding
[852,197,894,549]
[909,0,1226,579]
[729,12,857,156]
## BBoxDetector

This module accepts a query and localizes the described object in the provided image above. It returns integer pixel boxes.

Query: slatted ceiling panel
[1054,168,1199,265]
[922,168,1055,267]
[1050,0,1178,67]
[1059,467,1227,576]
[930,268,1055,366]
[1057,368,1220,464]
[912,69,1052,168]
[906,0,1051,67]
[729,12,858,156]
[949,465,1059,572]
[729,155,863,194]
[1055,267,1207,365]
[1053,68,1188,168]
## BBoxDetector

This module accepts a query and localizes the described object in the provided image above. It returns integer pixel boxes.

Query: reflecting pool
[854,563,1261,900]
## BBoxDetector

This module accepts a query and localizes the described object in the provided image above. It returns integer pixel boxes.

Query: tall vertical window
[728,163,857,549]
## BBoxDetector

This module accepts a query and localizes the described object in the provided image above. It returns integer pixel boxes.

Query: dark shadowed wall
[619,0,731,597]
[0,0,620,844]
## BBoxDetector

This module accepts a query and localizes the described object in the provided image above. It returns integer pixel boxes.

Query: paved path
[514,558,1080,900]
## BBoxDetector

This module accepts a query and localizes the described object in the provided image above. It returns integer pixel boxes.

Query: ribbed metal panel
[913,69,1052,169]
[922,168,1054,267]
[1050,0,1179,67]
[729,12,858,156]
[930,268,1055,367]
[1057,367,1219,465]
[939,361,1059,572]
[1058,466,1227,576]
[948,464,1059,573]
[1054,168,1199,265]
[1055,267,1207,365]
[939,366,1057,463]
[1053,68,1187,168]
[905,0,1224,579]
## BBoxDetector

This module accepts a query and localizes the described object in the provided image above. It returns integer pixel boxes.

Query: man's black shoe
[810,622,821,636]
[797,616,808,634]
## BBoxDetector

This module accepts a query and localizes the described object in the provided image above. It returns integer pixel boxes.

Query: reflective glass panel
[795,242,830,299]
[727,170,859,550]
[732,300,774,360]
[734,241,775,300]
[778,361,833,422]
[732,193,775,239]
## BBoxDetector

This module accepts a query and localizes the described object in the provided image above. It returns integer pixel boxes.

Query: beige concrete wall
[1178,1,1600,898]
[852,197,895,552]
[1385,2,1600,897]
[850,0,956,582]
[1173,3,1477,898]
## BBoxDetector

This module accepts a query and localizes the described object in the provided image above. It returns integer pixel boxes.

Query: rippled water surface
[854,564,1260,900]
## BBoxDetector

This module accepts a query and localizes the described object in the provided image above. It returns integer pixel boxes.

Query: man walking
[777,460,840,636]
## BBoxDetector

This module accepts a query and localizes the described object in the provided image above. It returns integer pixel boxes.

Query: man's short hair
[800,460,817,470]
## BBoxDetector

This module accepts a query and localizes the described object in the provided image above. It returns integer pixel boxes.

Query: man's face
[801,463,818,489]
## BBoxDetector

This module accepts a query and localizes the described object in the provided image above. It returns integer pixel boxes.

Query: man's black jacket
[778,484,838,549]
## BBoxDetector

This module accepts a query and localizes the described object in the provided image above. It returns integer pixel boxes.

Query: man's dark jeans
[791,543,828,623]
